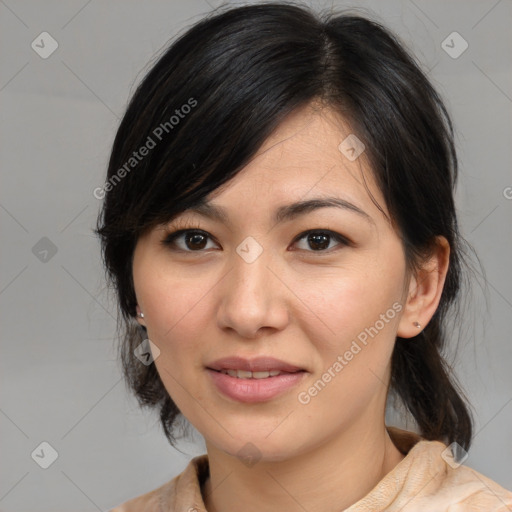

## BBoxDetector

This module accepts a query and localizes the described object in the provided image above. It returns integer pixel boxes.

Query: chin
[213,428,304,464]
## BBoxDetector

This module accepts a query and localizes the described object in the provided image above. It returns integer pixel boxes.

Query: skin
[132,102,450,512]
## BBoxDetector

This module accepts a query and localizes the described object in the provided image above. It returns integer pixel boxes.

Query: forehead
[206,103,387,219]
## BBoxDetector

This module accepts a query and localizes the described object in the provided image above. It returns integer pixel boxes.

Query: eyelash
[160,220,352,255]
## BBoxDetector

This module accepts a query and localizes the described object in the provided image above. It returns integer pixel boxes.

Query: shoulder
[430,455,512,511]
[110,454,209,512]
[348,428,512,511]
[393,434,512,511]
[110,479,176,512]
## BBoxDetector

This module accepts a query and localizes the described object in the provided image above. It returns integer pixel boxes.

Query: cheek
[295,260,404,348]
[293,269,404,421]
[141,279,198,337]
[291,252,406,411]
[134,271,215,409]
[134,264,218,364]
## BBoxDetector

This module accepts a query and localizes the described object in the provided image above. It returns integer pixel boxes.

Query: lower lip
[206,369,307,403]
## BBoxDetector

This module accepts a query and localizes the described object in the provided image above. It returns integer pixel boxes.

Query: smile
[207,368,307,403]
[218,369,287,379]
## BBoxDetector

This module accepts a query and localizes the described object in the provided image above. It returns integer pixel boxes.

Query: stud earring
[413,321,421,329]
[137,312,144,319]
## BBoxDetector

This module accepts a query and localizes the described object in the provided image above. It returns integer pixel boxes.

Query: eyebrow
[183,196,374,226]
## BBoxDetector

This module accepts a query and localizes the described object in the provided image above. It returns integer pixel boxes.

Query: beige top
[112,428,512,511]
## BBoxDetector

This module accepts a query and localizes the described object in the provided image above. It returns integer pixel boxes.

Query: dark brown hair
[96,2,474,449]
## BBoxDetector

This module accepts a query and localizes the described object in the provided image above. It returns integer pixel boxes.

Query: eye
[162,229,219,252]
[161,227,350,254]
[292,230,350,253]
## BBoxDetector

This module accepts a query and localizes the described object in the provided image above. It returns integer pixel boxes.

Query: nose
[216,244,289,339]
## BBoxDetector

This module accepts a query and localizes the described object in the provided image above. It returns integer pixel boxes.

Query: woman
[96,3,512,510]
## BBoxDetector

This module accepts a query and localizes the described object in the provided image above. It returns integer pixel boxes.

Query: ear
[397,236,450,338]
[135,305,146,327]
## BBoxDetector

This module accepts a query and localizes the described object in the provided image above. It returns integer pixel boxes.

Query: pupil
[309,233,329,250]
[187,233,206,249]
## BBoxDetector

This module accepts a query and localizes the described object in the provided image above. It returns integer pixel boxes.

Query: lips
[206,356,305,374]
[218,369,284,379]
[206,357,308,403]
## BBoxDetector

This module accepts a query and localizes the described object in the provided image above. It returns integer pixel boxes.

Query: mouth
[209,368,305,379]
[205,356,308,403]
[206,355,306,374]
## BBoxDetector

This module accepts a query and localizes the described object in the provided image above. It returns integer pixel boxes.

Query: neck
[202,424,404,512]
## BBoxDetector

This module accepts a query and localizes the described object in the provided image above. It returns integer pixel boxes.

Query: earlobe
[135,305,145,325]
[397,236,450,338]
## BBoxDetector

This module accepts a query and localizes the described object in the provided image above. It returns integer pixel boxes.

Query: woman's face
[132,104,411,461]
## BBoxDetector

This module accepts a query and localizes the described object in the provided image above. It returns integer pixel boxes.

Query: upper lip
[207,356,305,373]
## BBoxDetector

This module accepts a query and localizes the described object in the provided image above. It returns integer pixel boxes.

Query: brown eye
[162,230,218,252]
[161,228,350,254]
[293,230,350,253]
[307,233,330,251]
[184,232,208,250]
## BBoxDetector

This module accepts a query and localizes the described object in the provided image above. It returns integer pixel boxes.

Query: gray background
[0,0,511,510]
